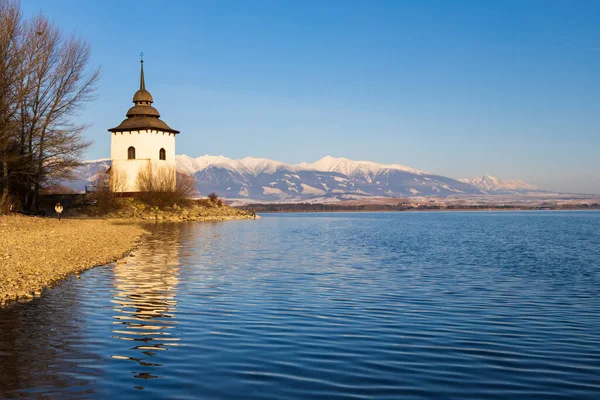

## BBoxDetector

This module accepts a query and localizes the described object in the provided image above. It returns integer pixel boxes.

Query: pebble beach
[0,215,147,306]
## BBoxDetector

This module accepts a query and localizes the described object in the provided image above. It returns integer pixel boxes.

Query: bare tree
[24,15,99,210]
[0,0,100,213]
[110,168,127,193]
[0,0,23,208]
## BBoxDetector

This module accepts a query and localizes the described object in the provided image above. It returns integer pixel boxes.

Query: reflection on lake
[110,225,181,377]
[1,212,600,399]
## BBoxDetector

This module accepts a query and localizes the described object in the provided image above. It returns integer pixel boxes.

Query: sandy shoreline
[0,215,147,306]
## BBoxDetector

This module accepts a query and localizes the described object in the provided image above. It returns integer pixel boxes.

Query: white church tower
[108,59,179,192]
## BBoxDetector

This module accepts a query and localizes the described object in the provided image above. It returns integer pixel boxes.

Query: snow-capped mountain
[62,155,490,201]
[459,175,542,194]
[173,155,481,200]
[66,158,112,191]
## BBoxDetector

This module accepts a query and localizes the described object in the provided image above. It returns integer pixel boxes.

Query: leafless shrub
[197,192,224,207]
[92,168,126,213]
[176,170,197,200]
[208,192,218,203]
[212,193,223,207]
[135,162,196,207]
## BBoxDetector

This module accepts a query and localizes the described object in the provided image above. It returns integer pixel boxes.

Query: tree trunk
[31,130,45,212]
[1,158,8,199]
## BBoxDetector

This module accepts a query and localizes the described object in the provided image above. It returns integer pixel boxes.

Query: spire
[140,55,145,90]
[108,57,180,134]
[133,53,153,104]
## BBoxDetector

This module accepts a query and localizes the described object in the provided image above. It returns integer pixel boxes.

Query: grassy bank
[0,215,147,306]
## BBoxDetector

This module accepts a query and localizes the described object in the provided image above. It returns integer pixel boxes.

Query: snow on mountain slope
[297,156,427,180]
[459,175,541,194]
[175,155,296,176]
[238,156,296,175]
[81,158,111,164]
[176,154,425,177]
[63,155,486,200]
[173,154,478,200]
[176,154,234,175]
[65,159,112,192]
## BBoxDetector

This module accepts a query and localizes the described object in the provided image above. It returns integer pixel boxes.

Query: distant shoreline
[250,209,600,214]
[236,204,600,214]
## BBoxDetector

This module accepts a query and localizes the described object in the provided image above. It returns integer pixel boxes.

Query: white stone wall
[110,130,176,192]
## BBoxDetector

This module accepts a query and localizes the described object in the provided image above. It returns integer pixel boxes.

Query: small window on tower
[128,146,136,159]
[159,148,166,160]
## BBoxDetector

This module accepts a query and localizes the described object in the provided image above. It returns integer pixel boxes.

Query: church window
[128,146,136,159]
[159,148,166,160]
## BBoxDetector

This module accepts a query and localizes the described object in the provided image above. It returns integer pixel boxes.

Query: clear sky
[20,0,600,193]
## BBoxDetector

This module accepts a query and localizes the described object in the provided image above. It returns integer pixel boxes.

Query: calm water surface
[1,211,600,399]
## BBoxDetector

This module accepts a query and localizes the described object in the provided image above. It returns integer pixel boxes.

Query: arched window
[127,146,136,159]
[159,148,166,160]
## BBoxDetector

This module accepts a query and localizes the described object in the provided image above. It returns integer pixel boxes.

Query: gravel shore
[0,215,147,306]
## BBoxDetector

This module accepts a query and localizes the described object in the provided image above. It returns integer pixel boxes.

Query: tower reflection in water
[110,224,181,379]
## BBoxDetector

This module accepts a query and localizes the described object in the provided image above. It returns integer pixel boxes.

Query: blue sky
[21,0,600,193]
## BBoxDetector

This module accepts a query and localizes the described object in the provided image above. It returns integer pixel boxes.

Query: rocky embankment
[0,215,147,306]
[103,200,256,222]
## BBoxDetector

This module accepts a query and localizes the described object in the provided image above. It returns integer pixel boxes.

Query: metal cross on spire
[139,52,146,90]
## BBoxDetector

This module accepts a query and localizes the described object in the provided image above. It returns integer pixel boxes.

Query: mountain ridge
[175,154,427,177]
[459,175,542,194]
[67,155,545,201]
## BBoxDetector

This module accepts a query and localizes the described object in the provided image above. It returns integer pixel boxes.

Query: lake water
[1,211,600,399]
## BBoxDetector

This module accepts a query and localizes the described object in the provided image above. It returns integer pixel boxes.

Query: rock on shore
[0,215,147,306]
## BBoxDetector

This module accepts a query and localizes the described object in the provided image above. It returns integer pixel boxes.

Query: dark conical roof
[108,59,179,134]
[126,104,160,117]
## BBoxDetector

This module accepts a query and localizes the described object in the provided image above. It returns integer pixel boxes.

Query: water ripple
[1,212,600,399]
